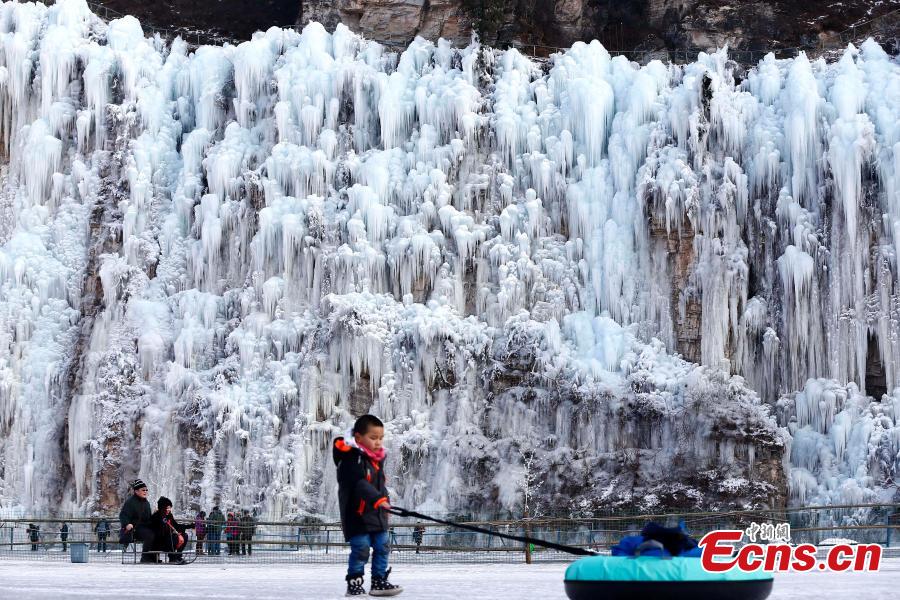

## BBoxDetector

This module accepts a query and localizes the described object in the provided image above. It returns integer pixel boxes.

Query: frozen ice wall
[0,0,894,516]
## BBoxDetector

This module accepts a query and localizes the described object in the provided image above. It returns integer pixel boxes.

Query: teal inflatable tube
[564,556,773,600]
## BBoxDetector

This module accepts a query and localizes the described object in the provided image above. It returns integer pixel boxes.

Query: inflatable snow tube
[564,556,773,600]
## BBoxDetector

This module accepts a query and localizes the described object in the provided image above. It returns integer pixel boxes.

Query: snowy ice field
[0,559,899,599]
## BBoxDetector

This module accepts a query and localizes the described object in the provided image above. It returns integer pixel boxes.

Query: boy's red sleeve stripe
[373,497,388,509]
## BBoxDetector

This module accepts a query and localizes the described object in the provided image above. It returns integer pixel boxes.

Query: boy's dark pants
[348,531,390,578]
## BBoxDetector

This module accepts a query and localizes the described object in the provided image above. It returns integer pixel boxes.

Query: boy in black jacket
[334,415,403,596]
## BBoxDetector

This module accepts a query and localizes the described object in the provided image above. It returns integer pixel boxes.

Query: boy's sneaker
[346,574,366,596]
[369,568,403,596]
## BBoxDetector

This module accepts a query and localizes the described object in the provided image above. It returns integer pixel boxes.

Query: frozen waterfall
[0,0,897,517]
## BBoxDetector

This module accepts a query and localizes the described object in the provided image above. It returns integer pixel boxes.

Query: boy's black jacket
[333,437,390,541]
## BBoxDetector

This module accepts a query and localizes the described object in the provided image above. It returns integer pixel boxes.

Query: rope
[387,507,597,557]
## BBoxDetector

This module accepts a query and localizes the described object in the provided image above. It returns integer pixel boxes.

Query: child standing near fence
[333,415,402,596]
[194,511,206,555]
[226,512,238,555]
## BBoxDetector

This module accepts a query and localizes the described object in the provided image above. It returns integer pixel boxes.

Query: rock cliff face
[82,0,898,51]
[300,0,470,45]
[83,0,301,41]
[304,0,898,50]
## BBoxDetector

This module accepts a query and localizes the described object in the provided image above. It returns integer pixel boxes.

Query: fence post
[325,528,329,554]
[524,521,532,564]
[887,512,892,548]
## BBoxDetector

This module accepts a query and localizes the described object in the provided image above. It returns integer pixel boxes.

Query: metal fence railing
[0,503,897,564]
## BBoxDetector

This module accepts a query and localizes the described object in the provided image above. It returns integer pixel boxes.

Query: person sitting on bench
[150,496,192,564]
[119,480,155,563]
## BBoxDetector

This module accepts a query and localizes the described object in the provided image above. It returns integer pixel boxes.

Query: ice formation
[0,0,896,517]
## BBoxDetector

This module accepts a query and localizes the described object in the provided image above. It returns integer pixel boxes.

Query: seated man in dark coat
[149,496,192,564]
[119,479,155,562]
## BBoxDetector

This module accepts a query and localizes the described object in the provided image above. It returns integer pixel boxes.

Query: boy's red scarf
[359,444,385,463]
[346,433,386,462]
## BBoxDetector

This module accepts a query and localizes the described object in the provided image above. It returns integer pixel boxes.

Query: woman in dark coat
[149,497,192,563]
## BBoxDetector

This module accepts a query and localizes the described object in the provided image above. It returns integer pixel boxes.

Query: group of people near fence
[192,507,256,556]
[24,523,70,551]
[117,479,258,563]
[22,520,111,552]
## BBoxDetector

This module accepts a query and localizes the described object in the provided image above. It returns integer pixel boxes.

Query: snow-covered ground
[0,559,899,599]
